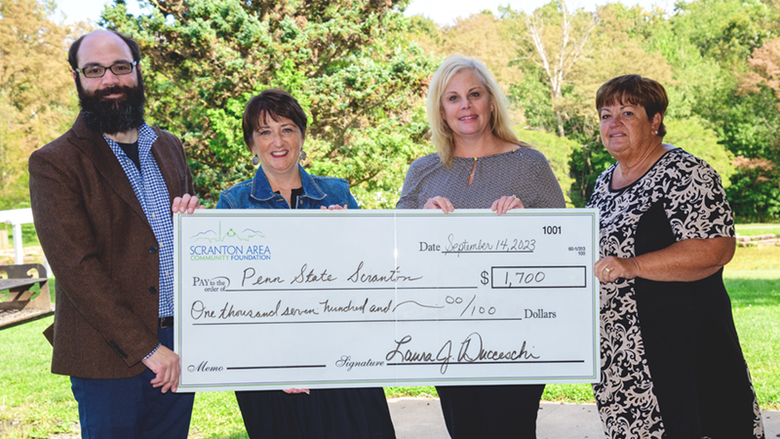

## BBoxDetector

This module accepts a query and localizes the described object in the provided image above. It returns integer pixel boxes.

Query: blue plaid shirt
[104,124,174,319]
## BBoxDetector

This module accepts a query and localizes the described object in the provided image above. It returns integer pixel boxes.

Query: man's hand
[172,194,202,214]
[142,345,181,393]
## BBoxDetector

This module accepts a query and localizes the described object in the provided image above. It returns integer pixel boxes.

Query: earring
[299,150,307,161]
[654,130,658,135]
[251,155,259,166]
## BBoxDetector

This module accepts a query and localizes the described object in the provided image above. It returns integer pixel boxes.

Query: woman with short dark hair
[589,75,764,438]
[217,88,395,439]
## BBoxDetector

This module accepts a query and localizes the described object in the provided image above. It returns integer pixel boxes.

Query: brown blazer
[29,114,195,379]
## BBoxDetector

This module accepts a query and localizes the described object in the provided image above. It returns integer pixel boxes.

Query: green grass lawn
[735,223,780,237]
[1,245,778,438]
[723,246,780,411]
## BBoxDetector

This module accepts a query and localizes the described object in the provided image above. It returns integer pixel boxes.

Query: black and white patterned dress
[587,147,764,439]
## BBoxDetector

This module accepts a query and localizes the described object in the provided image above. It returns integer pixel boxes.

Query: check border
[174,208,600,391]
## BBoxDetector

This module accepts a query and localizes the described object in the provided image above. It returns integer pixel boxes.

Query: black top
[273,187,304,209]
[117,141,140,171]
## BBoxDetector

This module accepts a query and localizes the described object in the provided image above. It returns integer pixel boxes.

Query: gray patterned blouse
[396,148,565,209]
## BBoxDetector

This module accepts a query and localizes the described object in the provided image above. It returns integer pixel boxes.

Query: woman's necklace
[468,157,477,186]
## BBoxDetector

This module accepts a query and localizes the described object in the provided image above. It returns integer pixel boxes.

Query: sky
[54,0,676,26]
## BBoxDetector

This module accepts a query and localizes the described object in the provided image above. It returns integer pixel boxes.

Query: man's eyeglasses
[74,61,138,78]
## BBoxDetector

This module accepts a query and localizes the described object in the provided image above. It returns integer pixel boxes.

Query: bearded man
[29,30,199,438]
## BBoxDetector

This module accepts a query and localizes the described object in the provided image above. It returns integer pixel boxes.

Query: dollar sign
[480,270,489,285]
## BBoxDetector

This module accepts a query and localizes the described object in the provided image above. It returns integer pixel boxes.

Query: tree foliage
[7,0,780,222]
[517,128,578,206]
[504,1,599,137]
[102,0,436,208]
[399,0,780,220]
[728,156,780,222]
[672,0,773,69]
[0,0,85,210]
[743,37,780,105]
[412,12,524,89]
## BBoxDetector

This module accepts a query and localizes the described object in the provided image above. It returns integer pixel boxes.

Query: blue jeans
[70,327,194,439]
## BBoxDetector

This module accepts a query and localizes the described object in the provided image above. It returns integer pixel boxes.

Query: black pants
[235,387,395,439]
[437,384,545,438]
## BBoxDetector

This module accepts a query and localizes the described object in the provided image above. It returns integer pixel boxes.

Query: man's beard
[77,77,146,135]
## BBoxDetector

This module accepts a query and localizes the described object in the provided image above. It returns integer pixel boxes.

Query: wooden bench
[0,263,54,329]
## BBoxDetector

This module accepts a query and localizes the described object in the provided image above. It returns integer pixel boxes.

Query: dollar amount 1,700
[483,266,588,289]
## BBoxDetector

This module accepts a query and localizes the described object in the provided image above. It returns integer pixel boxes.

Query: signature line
[387,360,585,365]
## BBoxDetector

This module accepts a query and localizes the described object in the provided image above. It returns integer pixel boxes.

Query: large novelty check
[174,209,599,392]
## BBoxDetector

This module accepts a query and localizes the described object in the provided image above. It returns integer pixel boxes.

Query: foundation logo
[188,221,271,262]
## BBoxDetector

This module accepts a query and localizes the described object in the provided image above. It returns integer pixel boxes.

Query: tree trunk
[556,110,565,137]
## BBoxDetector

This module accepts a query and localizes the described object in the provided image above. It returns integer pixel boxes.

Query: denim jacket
[216,164,358,210]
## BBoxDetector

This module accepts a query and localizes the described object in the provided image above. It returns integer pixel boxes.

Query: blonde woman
[397,55,564,438]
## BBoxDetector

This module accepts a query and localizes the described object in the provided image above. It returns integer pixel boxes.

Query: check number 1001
[487,266,587,289]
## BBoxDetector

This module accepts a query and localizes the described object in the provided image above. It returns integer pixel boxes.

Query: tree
[102,0,436,208]
[742,37,780,105]
[505,0,599,137]
[672,0,773,70]
[657,0,774,129]
[0,0,85,210]
[727,156,780,222]
[516,128,577,206]
[417,12,524,90]
[669,1,780,222]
